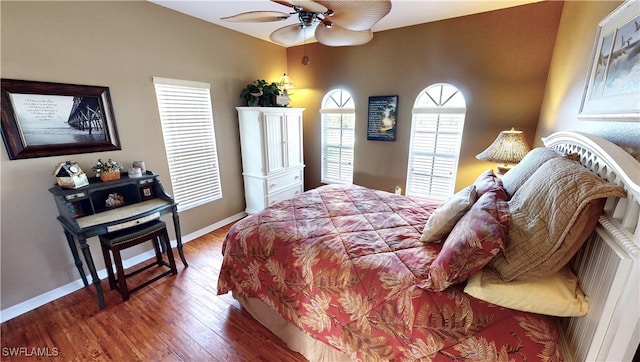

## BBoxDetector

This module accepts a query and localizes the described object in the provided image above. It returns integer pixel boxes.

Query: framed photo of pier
[0,79,121,160]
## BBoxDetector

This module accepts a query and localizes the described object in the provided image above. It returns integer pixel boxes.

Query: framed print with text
[1,79,121,159]
[367,95,398,141]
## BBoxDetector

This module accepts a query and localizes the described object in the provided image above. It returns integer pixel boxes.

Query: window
[406,83,466,200]
[153,77,222,211]
[320,89,355,184]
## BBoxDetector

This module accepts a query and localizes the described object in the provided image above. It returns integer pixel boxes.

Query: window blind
[320,89,355,184]
[153,77,222,211]
[406,84,466,199]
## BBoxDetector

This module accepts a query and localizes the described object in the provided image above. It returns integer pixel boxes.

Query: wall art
[1,79,121,159]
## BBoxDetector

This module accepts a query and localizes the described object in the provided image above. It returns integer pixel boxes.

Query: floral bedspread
[217,184,562,361]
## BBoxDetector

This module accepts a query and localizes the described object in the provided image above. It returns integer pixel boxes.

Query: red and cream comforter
[217,184,562,361]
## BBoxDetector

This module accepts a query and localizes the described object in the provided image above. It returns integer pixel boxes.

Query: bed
[217,131,639,361]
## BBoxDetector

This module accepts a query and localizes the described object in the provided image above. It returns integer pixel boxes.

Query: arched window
[320,89,355,184]
[406,83,466,199]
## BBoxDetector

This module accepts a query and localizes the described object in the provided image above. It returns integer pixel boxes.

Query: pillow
[501,147,562,198]
[464,266,589,317]
[473,169,507,199]
[420,185,477,243]
[419,191,510,292]
[489,157,626,281]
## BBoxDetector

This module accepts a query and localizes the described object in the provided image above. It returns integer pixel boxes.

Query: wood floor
[0,222,307,361]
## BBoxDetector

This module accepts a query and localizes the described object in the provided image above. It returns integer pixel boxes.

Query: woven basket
[99,170,121,182]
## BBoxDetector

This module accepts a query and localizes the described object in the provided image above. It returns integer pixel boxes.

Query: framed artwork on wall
[0,79,121,160]
[367,95,398,141]
[579,0,640,121]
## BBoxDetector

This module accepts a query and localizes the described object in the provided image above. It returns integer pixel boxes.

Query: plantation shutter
[321,110,355,184]
[153,77,222,211]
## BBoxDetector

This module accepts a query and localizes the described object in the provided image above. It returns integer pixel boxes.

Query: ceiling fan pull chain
[302,27,310,65]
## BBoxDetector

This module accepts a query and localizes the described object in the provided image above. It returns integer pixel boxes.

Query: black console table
[49,171,187,309]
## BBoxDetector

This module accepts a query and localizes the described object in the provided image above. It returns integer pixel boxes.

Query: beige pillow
[501,147,561,198]
[464,266,589,317]
[420,185,477,243]
[490,157,626,281]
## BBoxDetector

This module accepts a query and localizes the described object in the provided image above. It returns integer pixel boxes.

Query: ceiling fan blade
[271,0,328,14]
[270,23,318,46]
[221,11,291,23]
[315,24,373,46]
[316,0,391,31]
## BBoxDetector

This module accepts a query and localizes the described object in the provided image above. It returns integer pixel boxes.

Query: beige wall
[536,0,639,157]
[286,1,564,193]
[1,1,286,309]
[4,0,638,316]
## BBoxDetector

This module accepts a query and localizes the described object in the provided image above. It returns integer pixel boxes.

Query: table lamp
[476,128,530,174]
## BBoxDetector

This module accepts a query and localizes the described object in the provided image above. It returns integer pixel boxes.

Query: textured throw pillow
[464,266,589,317]
[420,185,477,243]
[489,157,626,281]
[501,147,562,199]
[419,191,510,292]
[473,169,507,199]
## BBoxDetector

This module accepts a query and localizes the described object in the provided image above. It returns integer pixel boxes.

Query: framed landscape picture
[1,79,121,159]
[579,0,640,120]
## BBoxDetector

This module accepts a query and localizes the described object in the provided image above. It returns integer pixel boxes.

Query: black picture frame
[1,79,121,160]
[367,95,398,141]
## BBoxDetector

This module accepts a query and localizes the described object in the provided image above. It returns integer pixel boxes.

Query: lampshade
[476,128,530,174]
[277,73,295,91]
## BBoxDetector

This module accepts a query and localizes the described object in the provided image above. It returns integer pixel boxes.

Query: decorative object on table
[0,79,121,160]
[367,95,398,141]
[579,0,639,121]
[127,167,142,178]
[476,128,530,174]
[53,161,89,189]
[132,160,146,173]
[240,79,281,107]
[276,73,295,106]
[91,158,123,182]
[105,192,125,208]
[221,0,391,47]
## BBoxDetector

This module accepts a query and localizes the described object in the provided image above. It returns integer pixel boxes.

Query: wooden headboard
[542,131,639,362]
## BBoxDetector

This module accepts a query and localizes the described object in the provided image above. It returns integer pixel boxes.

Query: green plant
[240,79,281,107]
[91,158,123,176]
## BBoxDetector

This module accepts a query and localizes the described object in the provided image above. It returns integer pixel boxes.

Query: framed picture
[140,185,155,201]
[1,79,121,159]
[579,0,640,121]
[367,95,398,141]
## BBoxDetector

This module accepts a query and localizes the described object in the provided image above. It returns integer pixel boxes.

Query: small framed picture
[67,202,85,218]
[367,95,398,141]
[141,185,154,201]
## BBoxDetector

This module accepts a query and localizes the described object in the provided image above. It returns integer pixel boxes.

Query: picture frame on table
[579,0,640,121]
[0,79,121,159]
[367,95,398,141]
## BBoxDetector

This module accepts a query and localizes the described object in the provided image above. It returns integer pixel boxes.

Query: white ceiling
[149,0,542,47]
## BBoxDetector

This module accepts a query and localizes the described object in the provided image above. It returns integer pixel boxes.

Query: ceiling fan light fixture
[298,11,316,27]
[225,0,391,47]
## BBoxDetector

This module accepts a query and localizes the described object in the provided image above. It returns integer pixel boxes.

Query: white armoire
[236,107,305,214]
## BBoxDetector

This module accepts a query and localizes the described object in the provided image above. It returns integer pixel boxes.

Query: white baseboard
[0,212,245,323]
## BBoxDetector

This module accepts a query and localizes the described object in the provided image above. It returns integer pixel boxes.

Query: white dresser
[237,107,305,214]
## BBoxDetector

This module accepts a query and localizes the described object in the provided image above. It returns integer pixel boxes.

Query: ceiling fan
[221,0,392,47]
